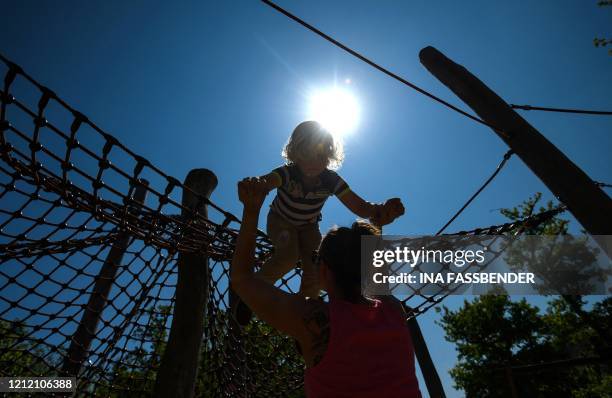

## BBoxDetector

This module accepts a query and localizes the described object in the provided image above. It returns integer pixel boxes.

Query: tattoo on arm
[302,299,330,367]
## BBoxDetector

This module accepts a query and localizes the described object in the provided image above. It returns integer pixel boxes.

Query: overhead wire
[260,0,508,135]
[260,1,610,236]
[595,181,612,189]
[435,150,514,235]
[510,104,612,116]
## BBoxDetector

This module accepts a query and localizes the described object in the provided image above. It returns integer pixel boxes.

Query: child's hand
[385,198,405,219]
[371,198,405,226]
[238,177,269,211]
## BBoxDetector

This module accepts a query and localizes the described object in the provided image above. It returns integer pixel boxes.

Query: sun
[307,87,360,138]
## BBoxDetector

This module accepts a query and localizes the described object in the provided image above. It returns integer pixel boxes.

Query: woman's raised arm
[231,177,308,339]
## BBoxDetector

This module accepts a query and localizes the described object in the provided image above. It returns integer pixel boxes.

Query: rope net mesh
[0,56,563,397]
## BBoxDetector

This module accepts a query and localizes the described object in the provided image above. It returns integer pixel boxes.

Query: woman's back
[304,298,422,398]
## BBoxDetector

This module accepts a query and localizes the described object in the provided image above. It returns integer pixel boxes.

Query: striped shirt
[270,165,350,225]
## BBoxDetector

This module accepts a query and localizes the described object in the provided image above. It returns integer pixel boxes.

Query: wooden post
[407,317,446,398]
[62,180,148,376]
[419,46,612,237]
[383,220,444,398]
[154,169,217,398]
[505,367,519,398]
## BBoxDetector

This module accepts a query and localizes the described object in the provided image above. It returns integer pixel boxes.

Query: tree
[501,193,608,297]
[594,1,612,55]
[437,194,612,397]
[438,295,611,397]
[195,308,305,398]
[500,193,609,342]
[91,304,305,397]
[91,305,171,397]
[0,319,55,376]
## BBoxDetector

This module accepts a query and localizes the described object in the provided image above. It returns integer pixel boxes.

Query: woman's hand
[238,177,269,212]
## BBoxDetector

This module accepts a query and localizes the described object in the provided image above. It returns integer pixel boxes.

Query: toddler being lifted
[234,121,404,325]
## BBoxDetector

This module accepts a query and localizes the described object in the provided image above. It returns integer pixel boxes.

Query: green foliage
[594,0,612,55]
[242,321,305,398]
[0,319,55,376]
[438,194,611,397]
[93,305,171,397]
[195,308,305,398]
[91,304,305,397]
[499,192,568,235]
[439,296,611,397]
[501,193,607,296]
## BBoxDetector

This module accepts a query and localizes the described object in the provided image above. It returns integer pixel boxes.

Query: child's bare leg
[297,223,322,298]
[234,211,299,326]
[255,211,299,286]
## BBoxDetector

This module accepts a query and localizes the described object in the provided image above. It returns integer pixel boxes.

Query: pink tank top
[304,298,422,398]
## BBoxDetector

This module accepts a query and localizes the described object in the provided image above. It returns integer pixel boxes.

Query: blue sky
[2,1,611,396]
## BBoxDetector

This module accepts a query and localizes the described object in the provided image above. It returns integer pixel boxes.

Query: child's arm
[339,191,405,226]
[338,190,383,219]
[231,177,309,339]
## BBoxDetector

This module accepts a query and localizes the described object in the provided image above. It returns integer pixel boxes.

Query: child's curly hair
[282,121,344,170]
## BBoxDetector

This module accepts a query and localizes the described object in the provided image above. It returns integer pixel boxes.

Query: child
[234,120,404,324]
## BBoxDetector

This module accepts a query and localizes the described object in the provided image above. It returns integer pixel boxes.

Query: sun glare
[308,87,360,138]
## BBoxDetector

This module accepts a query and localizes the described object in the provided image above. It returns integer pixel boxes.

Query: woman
[231,177,421,398]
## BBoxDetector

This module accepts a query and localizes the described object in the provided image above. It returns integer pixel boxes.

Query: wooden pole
[62,180,148,376]
[407,317,446,398]
[505,367,519,398]
[154,169,217,398]
[371,225,444,397]
[380,219,444,398]
[419,46,612,237]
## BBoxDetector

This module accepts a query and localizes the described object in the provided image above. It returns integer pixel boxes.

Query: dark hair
[318,221,380,301]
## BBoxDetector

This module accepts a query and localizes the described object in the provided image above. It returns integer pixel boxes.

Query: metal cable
[510,104,612,116]
[260,0,510,136]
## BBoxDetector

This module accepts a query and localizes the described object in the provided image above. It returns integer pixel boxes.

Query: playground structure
[1,3,611,397]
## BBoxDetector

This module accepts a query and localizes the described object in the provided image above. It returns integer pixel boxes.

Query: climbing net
[0,56,564,397]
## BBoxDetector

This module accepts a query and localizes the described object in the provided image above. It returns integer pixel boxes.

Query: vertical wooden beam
[154,169,217,398]
[62,180,148,376]
[505,367,519,398]
[407,317,446,398]
[419,46,612,236]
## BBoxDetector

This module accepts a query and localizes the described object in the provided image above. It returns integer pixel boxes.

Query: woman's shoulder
[301,297,330,343]
[376,296,409,322]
